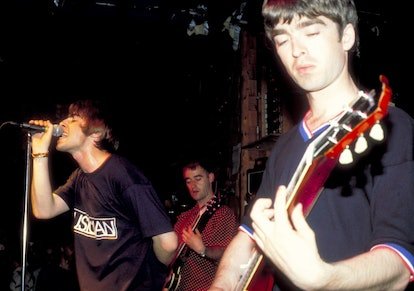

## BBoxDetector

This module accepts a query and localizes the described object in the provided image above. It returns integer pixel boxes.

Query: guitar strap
[196,204,218,233]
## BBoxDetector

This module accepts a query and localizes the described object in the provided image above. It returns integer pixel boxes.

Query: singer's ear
[89,132,103,149]
[90,131,103,140]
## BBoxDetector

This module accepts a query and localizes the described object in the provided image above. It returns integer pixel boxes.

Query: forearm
[314,248,410,291]
[210,231,256,291]
[153,231,178,266]
[201,246,226,261]
[31,157,57,218]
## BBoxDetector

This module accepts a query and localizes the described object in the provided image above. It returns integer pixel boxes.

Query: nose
[187,180,196,189]
[291,36,306,58]
[59,118,69,127]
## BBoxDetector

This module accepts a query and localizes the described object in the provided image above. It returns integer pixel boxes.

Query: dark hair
[182,159,216,177]
[68,99,119,152]
[262,0,359,53]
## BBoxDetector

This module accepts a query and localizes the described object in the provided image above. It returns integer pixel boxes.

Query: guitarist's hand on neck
[251,186,329,290]
[182,227,206,255]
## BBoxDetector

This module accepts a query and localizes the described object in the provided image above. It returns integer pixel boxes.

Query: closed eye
[274,35,289,47]
[306,31,320,37]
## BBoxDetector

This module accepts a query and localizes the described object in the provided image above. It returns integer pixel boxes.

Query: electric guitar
[164,195,222,291]
[235,75,392,291]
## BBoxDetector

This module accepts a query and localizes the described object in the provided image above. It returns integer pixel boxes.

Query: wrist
[32,152,49,159]
[199,247,207,258]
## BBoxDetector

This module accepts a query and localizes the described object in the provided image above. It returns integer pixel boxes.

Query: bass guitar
[235,75,392,291]
[164,195,222,291]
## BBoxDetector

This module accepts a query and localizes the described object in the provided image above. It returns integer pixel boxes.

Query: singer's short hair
[68,99,119,152]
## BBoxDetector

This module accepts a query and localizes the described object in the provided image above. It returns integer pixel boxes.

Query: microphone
[9,122,63,137]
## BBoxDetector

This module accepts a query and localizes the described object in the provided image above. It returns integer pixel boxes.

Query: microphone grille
[52,124,63,137]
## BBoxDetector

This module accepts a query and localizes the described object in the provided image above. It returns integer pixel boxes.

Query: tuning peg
[339,146,354,165]
[354,134,368,154]
[369,121,384,141]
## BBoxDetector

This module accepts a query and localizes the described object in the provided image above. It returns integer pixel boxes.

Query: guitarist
[164,159,238,291]
[209,0,414,290]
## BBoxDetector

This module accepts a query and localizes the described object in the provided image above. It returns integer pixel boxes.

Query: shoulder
[106,154,151,184]
[387,106,414,128]
[266,123,304,166]
[378,106,414,163]
[268,124,302,155]
[277,123,301,144]
[216,205,236,215]
[176,205,198,221]
[384,106,414,143]
[213,205,237,221]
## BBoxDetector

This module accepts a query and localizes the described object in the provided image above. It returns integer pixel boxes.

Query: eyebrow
[273,18,326,36]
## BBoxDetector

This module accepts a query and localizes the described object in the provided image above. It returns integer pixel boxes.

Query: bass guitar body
[163,263,182,291]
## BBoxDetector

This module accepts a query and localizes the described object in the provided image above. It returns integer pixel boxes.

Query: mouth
[57,132,68,140]
[295,63,314,75]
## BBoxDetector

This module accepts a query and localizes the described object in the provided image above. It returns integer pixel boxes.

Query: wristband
[32,152,49,158]
[199,248,207,258]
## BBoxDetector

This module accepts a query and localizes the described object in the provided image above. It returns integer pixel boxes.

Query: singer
[29,99,178,291]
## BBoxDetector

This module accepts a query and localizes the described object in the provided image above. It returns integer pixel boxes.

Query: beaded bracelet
[32,152,49,158]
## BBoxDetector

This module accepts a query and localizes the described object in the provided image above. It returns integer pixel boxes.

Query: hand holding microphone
[21,120,63,158]
[9,121,63,137]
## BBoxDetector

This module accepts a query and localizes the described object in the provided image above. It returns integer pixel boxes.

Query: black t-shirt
[56,154,173,291]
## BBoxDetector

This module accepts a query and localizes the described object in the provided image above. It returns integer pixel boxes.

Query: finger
[251,198,274,239]
[273,185,290,225]
[250,198,272,221]
[251,211,274,249]
[290,203,313,235]
[263,208,275,220]
[45,121,54,134]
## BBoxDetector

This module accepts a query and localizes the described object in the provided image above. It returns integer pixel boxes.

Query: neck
[73,149,111,173]
[197,192,215,208]
[306,76,359,131]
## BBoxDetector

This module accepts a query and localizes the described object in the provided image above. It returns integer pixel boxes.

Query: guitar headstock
[284,76,393,216]
[314,75,392,164]
[205,195,222,215]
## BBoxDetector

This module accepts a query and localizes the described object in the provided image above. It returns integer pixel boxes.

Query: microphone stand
[1,121,40,290]
[21,131,32,290]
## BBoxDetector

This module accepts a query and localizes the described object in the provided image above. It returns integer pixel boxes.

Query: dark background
[0,0,409,260]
